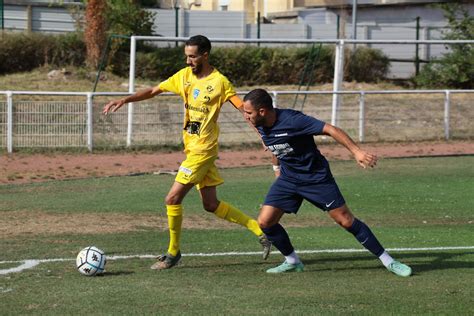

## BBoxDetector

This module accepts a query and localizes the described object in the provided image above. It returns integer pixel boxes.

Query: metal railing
[1,89,473,153]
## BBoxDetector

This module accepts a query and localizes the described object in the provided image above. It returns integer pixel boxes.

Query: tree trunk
[85,0,107,69]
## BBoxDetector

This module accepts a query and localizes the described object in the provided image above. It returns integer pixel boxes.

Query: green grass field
[1,156,473,315]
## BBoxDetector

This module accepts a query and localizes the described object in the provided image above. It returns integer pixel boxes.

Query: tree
[83,0,155,69]
[415,3,474,89]
[84,0,107,68]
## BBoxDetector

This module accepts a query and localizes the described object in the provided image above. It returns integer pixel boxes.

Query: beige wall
[294,0,350,6]
[165,0,448,11]
[185,0,295,22]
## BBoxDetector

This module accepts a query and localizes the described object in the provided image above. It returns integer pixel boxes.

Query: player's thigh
[264,178,303,214]
[165,181,195,205]
[299,178,346,212]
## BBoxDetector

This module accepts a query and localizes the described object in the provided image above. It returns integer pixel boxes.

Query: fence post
[444,90,450,140]
[415,17,421,76]
[7,91,13,153]
[87,93,93,152]
[332,40,344,126]
[358,92,365,142]
[0,0,4,30]
[272,91,278,108]
[257,11,261,47]
[127,36,137,147]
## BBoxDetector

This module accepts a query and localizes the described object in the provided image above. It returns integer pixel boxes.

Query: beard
[253,115,266,127]
[191,63,203,74]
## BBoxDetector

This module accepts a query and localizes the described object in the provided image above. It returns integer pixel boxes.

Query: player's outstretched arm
[102,87,163,115]
[322,123,377,169]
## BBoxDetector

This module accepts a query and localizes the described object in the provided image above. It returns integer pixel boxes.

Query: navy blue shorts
[264,177,346,213]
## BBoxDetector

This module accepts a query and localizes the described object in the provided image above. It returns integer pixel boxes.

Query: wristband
[272,165,280,172]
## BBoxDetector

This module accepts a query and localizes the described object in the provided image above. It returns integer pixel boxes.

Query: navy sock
[262,223,294,256]
[346,218,385,257]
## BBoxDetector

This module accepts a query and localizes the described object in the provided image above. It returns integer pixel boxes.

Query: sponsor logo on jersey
[206,85,214,93]
[193,88,200,99]
[268,143,294,158]
[185,103,209,114]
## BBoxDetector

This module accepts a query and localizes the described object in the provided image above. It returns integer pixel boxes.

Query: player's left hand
[354,149,377,169]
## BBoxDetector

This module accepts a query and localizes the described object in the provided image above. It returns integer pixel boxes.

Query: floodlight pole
[352,0,357,41]
[352,0,357,51]
[332,40,344,126]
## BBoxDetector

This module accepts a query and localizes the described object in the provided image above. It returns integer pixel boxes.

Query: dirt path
[1,140,472,184]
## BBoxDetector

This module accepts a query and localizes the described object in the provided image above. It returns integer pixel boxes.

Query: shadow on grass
[126,251,473,275]
[301,251,474,274]
[102,271,135,276]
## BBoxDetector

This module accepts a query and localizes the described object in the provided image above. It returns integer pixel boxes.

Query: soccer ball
[76,246,106,276]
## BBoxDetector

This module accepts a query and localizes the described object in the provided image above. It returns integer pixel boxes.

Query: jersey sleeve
[221,75,237,103]
[157,69,185,95]
[293,111,326,135]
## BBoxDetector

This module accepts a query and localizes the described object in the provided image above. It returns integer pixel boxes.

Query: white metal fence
[1,89,473,153]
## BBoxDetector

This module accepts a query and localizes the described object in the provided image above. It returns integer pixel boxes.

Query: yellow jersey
[158,67,238,156]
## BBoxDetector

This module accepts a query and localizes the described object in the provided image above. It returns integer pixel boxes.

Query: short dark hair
[185,35,211,55]
[243,89,274,110]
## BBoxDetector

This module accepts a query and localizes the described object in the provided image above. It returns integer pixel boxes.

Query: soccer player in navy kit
[242,88,412,277]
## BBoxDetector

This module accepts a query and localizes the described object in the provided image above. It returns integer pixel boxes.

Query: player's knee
[165,193,180,206]
[337,217,353,229]
[334,212,354,228]
[257,217,273,229]
[330,206,354,228]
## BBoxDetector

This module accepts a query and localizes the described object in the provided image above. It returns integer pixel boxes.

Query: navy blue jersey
[257,108,331,183]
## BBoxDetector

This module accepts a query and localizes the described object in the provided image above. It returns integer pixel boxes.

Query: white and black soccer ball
[76,246,106,276]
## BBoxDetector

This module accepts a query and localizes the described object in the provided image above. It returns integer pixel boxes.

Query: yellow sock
[214,201,263,237]
[166,204,183,256]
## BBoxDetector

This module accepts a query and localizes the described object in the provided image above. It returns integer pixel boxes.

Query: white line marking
[0,260,41,275]
[1,246,473,275]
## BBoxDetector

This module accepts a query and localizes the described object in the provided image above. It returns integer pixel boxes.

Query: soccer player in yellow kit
[103,35,271,270]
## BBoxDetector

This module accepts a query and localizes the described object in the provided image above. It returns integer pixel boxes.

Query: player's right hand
[354,149,378,169]
[103,99,125,115]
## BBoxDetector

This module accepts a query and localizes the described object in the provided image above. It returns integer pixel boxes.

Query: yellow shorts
[175,153,224,190]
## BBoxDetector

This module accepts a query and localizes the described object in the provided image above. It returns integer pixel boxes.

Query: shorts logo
[179,166,193,176]
[193,89,200,99]
[325,200,335,208]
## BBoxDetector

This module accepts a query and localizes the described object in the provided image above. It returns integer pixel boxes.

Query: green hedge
[1,32,390,85]
[0,32,85,75]
[123,45,389,85]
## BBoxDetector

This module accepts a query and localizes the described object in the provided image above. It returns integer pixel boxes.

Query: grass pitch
[0,156,473,314]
